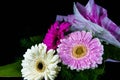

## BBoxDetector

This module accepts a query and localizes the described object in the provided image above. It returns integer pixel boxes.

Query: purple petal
[75,2,86,18]
[56,0,120,48]
[74,3,120,48]
[84,0,120,42]
[105,58,120,63]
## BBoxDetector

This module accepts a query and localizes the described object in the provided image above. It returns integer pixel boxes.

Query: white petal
[44,73,49,80]
[46,49,55,61]
[48,74,54,80]
[50,55,59,63]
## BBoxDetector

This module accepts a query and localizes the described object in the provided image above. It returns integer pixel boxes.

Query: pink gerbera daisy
[43,21,71,50]
[57,31,104,71]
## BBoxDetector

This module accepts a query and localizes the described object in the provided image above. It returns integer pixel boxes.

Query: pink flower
[43,21,71,50]
[56,0,120,48]
[57,31,103,71]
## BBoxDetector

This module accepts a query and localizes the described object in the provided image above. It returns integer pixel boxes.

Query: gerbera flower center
[36,61,46,72]
[38,63,43,70]
[72,45,87,59]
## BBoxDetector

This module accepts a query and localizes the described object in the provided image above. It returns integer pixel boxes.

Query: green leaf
[56,63,104,80]
[20,35,44,48]
[0,60,22,77]
[56,64,73,80]
[74,65,104,80]
[103,43,120,60]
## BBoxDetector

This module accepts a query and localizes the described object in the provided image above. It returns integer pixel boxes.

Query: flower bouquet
[0,0,120,80]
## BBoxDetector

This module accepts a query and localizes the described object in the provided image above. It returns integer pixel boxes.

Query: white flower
[21,43,61,80]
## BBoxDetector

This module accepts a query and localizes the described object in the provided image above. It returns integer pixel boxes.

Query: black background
[1,0,120,79]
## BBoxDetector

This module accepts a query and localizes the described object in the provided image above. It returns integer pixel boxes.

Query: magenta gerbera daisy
[43,21,71,50]
[57,31,104,71]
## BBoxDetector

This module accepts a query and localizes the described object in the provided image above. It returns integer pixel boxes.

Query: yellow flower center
[72,45,87,59]
[36,60,46,72]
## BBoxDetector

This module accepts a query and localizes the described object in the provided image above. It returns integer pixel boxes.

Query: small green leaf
[57,64,74,80]
[20,35,44,48]
[0,60,22,77]
[103,43,120,60]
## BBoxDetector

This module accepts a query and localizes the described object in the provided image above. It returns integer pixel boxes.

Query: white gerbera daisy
[21,43,61,80]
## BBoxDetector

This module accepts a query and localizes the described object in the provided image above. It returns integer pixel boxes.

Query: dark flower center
[53,36,59,47]
[36,61,45,72]
[76,47,84,55]
[38,62,43,70]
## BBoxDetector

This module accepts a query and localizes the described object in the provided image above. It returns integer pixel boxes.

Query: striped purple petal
[56,0,120,48]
